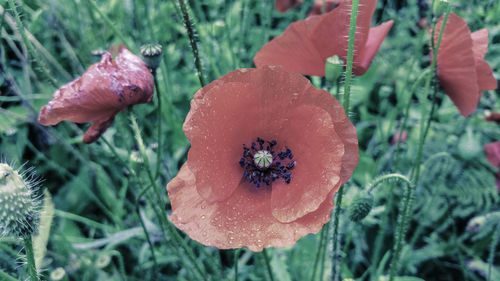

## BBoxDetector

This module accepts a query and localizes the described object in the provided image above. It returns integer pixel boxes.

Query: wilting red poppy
[275,0,303,13]
[254,0,393,76]
[434,13,497,117]
[308,0,341,16]
[38,45,154,143]
[167,66,358,251]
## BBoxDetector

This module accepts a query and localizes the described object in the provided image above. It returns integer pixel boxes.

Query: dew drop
[201,215,206,220]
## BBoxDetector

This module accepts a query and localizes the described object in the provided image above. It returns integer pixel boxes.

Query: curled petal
[356,20,394,75]
[38,45,154,143]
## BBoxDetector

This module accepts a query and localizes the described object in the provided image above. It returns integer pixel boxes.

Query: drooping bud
[0,163,41,237]
[325,55,344,82]
[348,191,374,222]
[140,43,163,71]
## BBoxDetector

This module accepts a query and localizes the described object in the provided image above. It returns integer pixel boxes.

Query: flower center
[254,150,273,168]
[239,137,296,188]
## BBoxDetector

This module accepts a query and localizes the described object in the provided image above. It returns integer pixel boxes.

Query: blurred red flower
[275,0,303,13]
[308,0,341,16]
[485,112,500,124]
[254,0,393,76]
[167,66,358,251]
[434,13,497,117]
[38,45,154,144]
[484,141,500,191]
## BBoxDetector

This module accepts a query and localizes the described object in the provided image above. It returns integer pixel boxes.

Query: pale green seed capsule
[254,150,273,169]
[325,55,344,82]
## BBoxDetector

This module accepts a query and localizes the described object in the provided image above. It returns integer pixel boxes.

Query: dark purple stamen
[239,137,296,188]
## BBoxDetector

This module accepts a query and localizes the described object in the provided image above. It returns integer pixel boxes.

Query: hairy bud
[348,191,374,222]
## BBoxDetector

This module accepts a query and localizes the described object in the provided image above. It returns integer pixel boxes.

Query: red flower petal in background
[38,45,154,143]
[485,141,500,168]
[485,112,500,124]
[254,0,393,76]
[275,0,303,13]
[308,0,341,16]
[435,13,497,117]
[168,66,358,251]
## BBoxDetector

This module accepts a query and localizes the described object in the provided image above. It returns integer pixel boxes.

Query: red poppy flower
[275,0,303,13]
[308,0,341,16]
[38,45,154,144]
[434,13,497,117]
[254,0,393,76]
[167,66,358,251]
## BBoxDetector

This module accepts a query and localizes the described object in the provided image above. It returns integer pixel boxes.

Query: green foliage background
[0,0,499,280]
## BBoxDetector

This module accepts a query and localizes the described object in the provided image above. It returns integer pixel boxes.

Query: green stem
[234,248,242,281]
[331,1,359,279]
[311,226,327,281]
[7,0,57,87]
[342,0,359,115]
[23,236,39,281]
[388,4,452,280]
[153,70,163,179]
[488,223,500,281]
[87,0,134,50]
[177,0,206,87]
[129,111,208,280]
[367,173,413,194]
[262,248,275,281]
[0,269,20,281]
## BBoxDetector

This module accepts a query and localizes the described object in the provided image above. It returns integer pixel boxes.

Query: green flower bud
[348,191,374,222]
[0,163,41,237]
[140,43,163,70]
[457,127,481,160]
[325,55,344,82]
[50,267,67,281]
[433,0,450,16]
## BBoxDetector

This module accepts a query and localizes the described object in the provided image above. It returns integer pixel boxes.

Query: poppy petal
[485,141,500,167]
[471,29,488,59]
[270,104,344,223]
[168,164,335,251]
[435,13,479,117]
[253,16,326,76]
[308,0,342,16]
[275,0,303,13]
[83,114,117,144]
[311,0,377,74]
[356,20,394,75]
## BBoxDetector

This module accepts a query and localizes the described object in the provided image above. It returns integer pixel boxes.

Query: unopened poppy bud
[213,20,225,37]
[458,127,481,160]
[91,48,107,58]
[348,191,374,222]
[140,43,163,70]
[433,0,449,16]
[0,163,41,237]
[325,55,344,82]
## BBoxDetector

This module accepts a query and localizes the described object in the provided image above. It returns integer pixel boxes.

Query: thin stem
[234,248,242,281]
[0,269,20,281]
[367,173,413,194]
[488,223,500,281]
[23,236,39,281]
[177,0,206,87]
[262,248,275,281]
[7,0,57,87]
[342,0,359,115]
[135,190,159,280]
[331,185,344,281]
[153,70,163,179]
[331,1,359,279]
[311,227,327,281]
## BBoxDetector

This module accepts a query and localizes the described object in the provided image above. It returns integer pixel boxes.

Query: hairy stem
[23,236,39,281]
